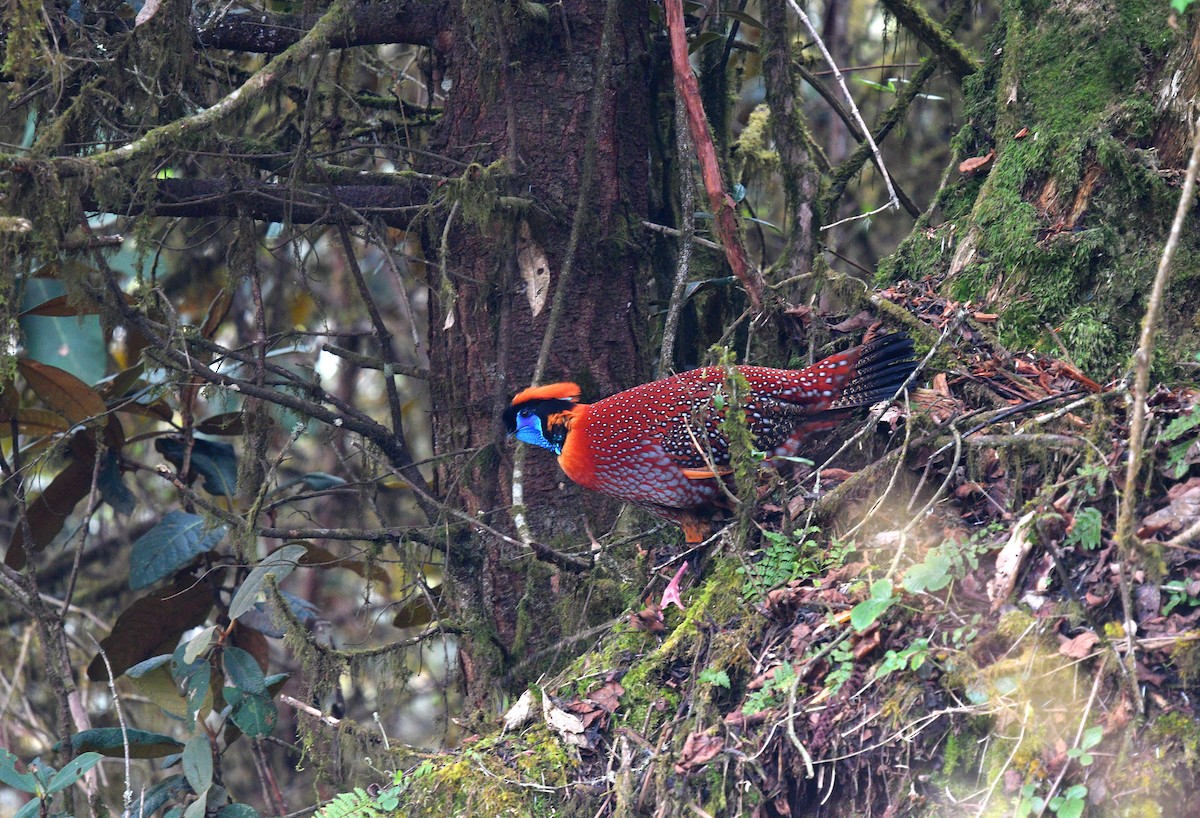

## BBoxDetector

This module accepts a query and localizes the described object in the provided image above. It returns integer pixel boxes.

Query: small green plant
[1015,727,1100,817]
[1065,506,1103,551]
[902,524,1002,594]
[1159,404,1200,479]
[1067,726,1103,767]
[1162,580,1200,615]
[1073,462,1107,498]
[698,668,731,689]
[738,526,846,601]
[741,662,797,715]
[1017,782,1089,818]
[822,641,856,693]
[875,638,930,680]
[850,579,897,631]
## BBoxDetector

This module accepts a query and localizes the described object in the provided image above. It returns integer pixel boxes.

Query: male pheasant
[505,332,917,543]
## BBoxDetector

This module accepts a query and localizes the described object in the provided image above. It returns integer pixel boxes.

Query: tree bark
[424,0,651,704]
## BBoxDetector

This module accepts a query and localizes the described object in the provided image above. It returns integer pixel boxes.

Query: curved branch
[880,0,979,80]
[84,178,432,227]
[196,1,446,53]
[665,0,765,311]
[66,0,360,172]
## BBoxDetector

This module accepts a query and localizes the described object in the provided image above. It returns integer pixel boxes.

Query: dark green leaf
[126,654,173,678]
[15,797,42,818]
[226,690,277,738]
[688,31,723,53]
[156,437,239,496]
[223,646,266,694]
[130,511,226,590]
[67,728,184,759]
[99,449,136,515]
[182,736,212,794]
[218,805,261,818]
[131,775,188,818]
[46,753,103,795]
[719,8,763,28]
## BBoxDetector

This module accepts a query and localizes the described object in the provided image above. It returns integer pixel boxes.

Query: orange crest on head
[511,382,582,405]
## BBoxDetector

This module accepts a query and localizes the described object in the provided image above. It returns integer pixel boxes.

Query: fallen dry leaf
[1058,630,1099,659]
[1138,478,1200,538]
[988,510,1036,611]
[959,149,996,174]
[674,730,724,774]
[503,689,538,731]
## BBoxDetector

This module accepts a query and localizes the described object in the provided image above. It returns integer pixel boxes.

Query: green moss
[879,0,1200,376]
[1148,711,1200,772]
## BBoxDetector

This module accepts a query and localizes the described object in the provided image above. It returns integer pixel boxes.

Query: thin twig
[660,95,697,375]
[783,0,899,220]
[1113,112,1200,712]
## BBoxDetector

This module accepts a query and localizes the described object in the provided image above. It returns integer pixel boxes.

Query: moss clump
[877,0,1200,376]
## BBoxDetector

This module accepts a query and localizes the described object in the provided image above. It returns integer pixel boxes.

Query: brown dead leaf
[1138,478,1200,539]
[586,681,624,714]
[853,628,882,660]
[630,599,665,633]
[674,730,724,774]
[1058,630,1099,659]
[959,149,995,174]
[828,311,876,334]
[1014,127,1030,139]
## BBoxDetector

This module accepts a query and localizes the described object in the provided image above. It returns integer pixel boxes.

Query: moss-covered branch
[881,0,980,80]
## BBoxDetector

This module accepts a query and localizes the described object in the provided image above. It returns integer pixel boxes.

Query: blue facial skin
[515,411,560,454]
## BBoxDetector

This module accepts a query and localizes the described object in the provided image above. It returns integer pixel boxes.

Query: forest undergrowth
[344,279,1200,817]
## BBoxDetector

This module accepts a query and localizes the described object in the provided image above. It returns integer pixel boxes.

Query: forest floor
[364,279,1200,817]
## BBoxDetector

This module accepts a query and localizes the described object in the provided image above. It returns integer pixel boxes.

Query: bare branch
[196,1,446,53]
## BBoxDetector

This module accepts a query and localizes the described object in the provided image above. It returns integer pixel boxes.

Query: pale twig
[1113,112,1200,712]
[1034,657,1106,818]
[660,96,697,375]
[783,0,899,222]
[1117,113,1200,547]
[642,220,722,251]
[86,636,132,818]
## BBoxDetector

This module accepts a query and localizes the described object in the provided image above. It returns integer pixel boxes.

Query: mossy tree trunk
[423,0,652,709]
[881,0,1200,375]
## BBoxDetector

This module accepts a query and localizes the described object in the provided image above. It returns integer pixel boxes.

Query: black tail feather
[830,332,918,410]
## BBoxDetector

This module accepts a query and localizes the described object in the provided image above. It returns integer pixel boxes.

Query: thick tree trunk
[424,0,651,705]
[881,0,1200,374]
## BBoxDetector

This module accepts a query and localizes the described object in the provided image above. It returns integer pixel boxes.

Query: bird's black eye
[519,408,533,418]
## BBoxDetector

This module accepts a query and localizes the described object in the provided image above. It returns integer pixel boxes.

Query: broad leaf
[130,511,226,590]
[67,729,184,759]
[18,359,107,424]
[182,736,213,794]
[225,689,277,738]
[156,437,239,496]
[0,748,38,793]
[46,752,103,794]
[228,544,307,621]
[223,646,266,694]
[87,577,214,680]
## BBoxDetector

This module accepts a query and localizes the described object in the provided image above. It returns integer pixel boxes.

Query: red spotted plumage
[505,332,917,542]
